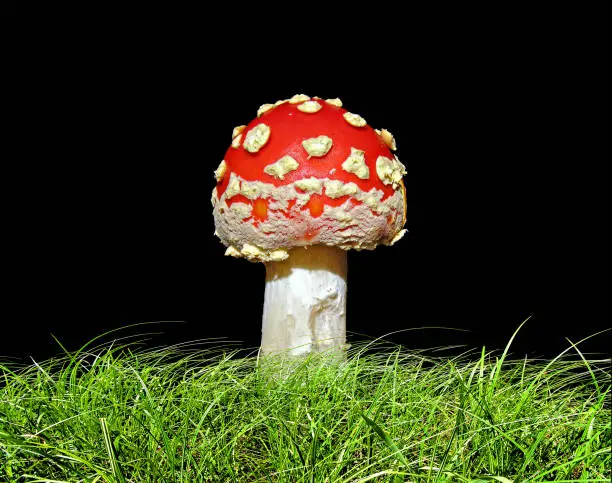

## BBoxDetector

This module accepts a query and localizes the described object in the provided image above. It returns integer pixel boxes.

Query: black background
[6,12,607,362]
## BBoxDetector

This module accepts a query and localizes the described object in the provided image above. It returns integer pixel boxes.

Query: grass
[0,322,610,482]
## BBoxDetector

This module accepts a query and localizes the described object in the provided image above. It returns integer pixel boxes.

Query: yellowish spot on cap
[225,174,241,199]
[257,103,275,117]
[263,155,300,180]
[302,135,333,157]
[225,246,241,257]
[325,98,343,107]
[389,229,407,245]
[343,112,367,127]
[380,128,397,151]
[231,134,243,149]
[297,100,322,113]
[214,160,227,182]
[341,147,369,179]
[376,155,406,189]
[243,124,271,153]
[295,177,323,193]
[289,93,311,104]
[232,125,246,139]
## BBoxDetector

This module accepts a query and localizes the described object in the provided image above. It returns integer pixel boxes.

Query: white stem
[261,246,348,356]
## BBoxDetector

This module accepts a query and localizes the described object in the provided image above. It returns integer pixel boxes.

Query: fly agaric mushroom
[212,94,407,356]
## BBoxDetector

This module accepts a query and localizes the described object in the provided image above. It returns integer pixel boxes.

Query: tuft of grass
[0,326,610,482]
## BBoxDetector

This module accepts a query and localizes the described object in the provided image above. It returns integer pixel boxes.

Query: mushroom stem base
[261,246,348,356]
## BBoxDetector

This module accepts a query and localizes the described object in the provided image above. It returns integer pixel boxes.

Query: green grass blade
[100,417,125,483]
[360,412,409,467]
[489,316,531,396]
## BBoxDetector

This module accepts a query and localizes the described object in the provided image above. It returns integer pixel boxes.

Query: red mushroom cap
[212,95,407,262]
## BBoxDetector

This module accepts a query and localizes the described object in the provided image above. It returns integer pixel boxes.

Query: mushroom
[212,95,407,356]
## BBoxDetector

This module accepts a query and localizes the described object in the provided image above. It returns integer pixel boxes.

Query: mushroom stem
[261,246,348,356]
